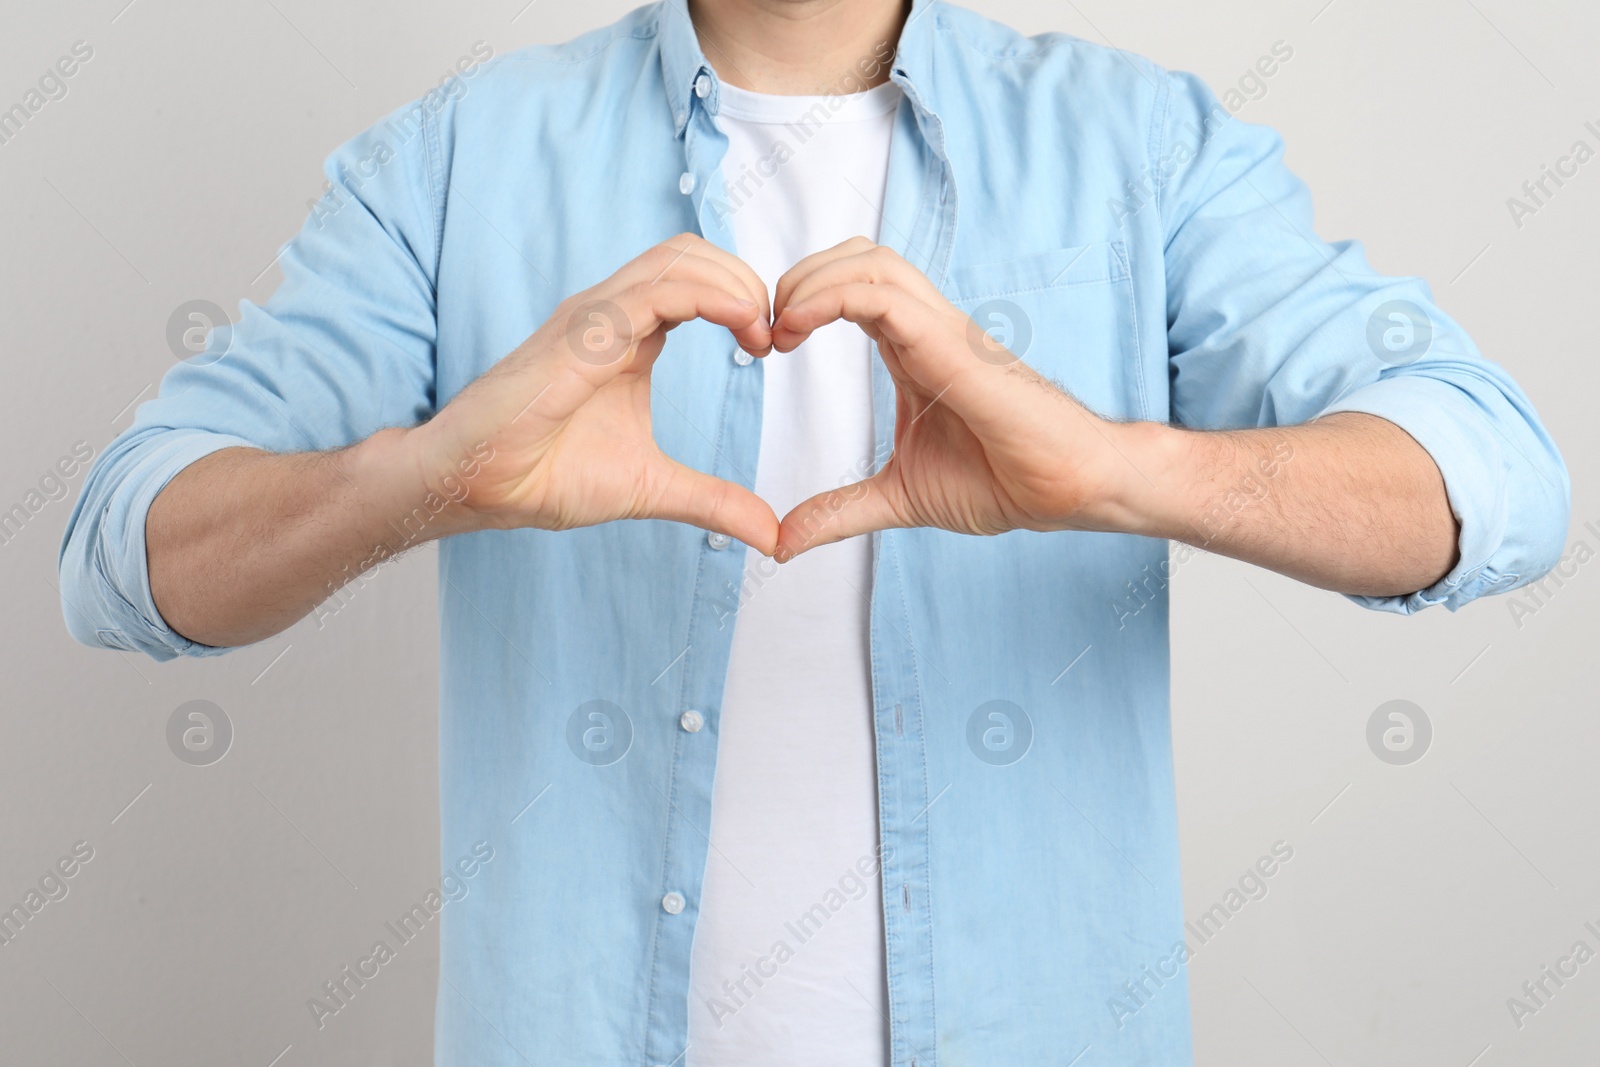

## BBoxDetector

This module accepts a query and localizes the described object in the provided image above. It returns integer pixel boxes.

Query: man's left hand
[769,237,1145,561]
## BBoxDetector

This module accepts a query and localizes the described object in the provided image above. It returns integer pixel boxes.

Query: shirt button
[694,73,712,99]
[733,348,754,367]
[679,172,696,195]
[706,530,730,550]
[662,892,686,915]
[680,710,704,733]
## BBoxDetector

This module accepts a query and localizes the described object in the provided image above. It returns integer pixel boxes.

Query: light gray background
[2,0,1594,1064]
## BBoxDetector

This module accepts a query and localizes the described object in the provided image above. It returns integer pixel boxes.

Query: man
[60,0,1567,1063]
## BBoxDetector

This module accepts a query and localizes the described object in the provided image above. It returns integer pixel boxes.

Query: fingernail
[736,298,756,308]
[774,547,791,564]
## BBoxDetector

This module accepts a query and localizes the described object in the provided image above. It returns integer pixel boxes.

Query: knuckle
[549,291,591,329]
[867,245,900,269]
[660,232,702,258]
[617,280,656,307]
[642,243,679,269]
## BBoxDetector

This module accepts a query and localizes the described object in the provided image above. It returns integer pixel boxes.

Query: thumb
[648,457,780,557]
[776,471,905,562]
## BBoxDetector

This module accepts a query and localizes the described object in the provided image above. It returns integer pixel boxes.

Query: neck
[688,0,909,94]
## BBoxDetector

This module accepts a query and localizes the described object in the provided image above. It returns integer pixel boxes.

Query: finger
[628,279,766,344]
[772,236,879,320]
[776,282,1025,434]
[615,235,772,350]
[775,281,939,364]
[521,279,764,441]
[778,245,946,327]
[611,246,772,355]
[646,457,780,557]
[775,471,906,562]
[564,280,763,375]
[668,238,774,338]
[772,256,950,356]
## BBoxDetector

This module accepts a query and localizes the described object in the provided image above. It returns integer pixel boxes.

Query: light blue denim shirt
[60,1,1568,1064]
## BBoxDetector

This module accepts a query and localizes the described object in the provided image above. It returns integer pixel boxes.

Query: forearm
[1112,412,1459,597]
[146,428,474,648]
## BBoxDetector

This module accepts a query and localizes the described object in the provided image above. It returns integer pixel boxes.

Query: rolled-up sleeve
[1156,70,1569,613]
[59,96,448,659]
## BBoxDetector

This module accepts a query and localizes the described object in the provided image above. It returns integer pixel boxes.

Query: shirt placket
[870,69,957,1067]
[641,61,768,1067]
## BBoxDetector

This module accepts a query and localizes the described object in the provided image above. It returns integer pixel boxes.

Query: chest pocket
[943,241,1146,422]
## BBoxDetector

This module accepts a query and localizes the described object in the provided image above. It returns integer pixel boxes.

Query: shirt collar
[656,0,710,138]
[656,0,941,138]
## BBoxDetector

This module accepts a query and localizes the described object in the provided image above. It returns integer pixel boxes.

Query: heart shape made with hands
[420,234,1130,564]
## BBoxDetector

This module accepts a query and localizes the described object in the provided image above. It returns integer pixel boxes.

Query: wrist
[345,425,491,543]
[1078,420,1195,539]
[1109,421,1283,548]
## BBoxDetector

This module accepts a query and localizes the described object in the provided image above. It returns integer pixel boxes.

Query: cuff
[66,430,258,660]
[1315,376,1521,614]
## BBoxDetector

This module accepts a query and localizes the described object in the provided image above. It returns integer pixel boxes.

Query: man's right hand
[409,233,779,554]
[145,234,776,648]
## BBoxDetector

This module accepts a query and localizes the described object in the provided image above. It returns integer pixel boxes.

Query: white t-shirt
[687,80,901,1067]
